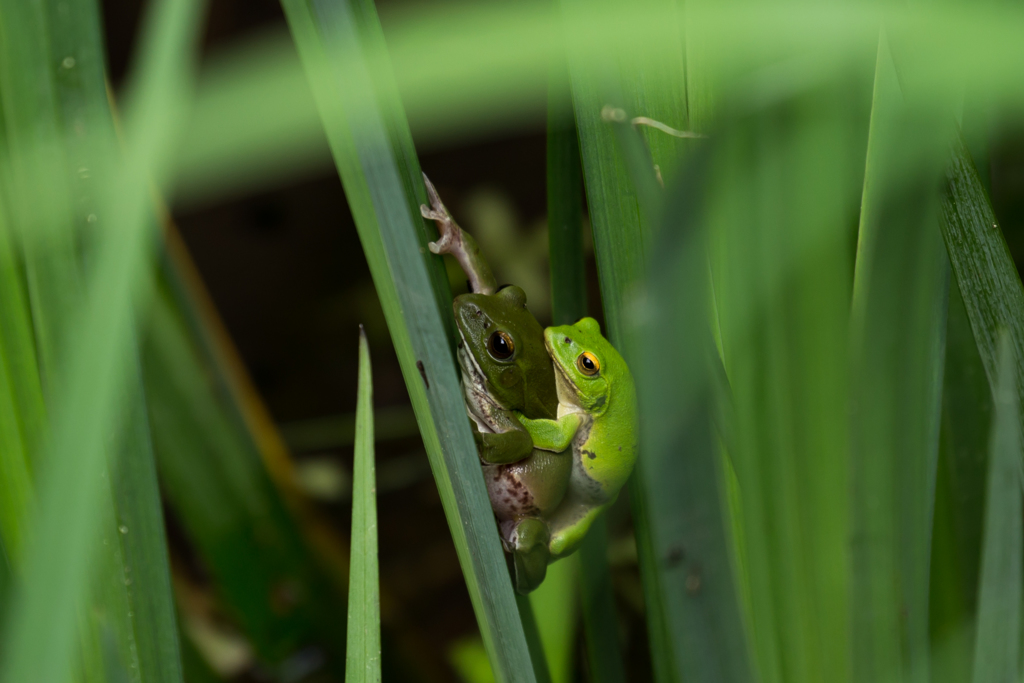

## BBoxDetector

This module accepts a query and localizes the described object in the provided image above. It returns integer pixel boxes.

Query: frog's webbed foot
[510,518,551,594]
[419,172,497,294]
[420,173,461,256]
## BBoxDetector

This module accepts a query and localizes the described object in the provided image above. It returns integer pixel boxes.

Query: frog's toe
[510,518,551,594]
[513,545,549,594]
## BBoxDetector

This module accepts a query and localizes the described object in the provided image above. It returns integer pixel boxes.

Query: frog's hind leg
[419,173,497,294]
[510,518,551,594]
[548,502,608,559]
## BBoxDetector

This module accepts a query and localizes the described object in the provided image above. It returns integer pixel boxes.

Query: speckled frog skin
[513,317,638,588]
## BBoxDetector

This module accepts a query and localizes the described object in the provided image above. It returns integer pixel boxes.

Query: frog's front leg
[475,423,534,465]
[469,404,533,464]
[420,173,498,295]
[516,412,582,453]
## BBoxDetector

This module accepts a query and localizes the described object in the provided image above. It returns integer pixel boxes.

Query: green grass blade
[347,328,381,683]
[970,333,1022,683]
[44,0,184,680]
[547,77,587,327]
[0,0,204,680]
[930,280,992,683]
[565,11,754,678]
[575,517,625,683]
[559,13,672,683]
[516,594,553,683]
[529,559,578,683]
[849,35,949,683]
[0,206,42,561]
[278,1,535,680]
[941,135,1024,408]
[1,0,188,679]
[635,142,755,683]
[0,534,9,604]
[109,385,184,683]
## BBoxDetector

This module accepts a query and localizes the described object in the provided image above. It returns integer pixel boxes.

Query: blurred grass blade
[929,280,992,683]
[279,1,535,680]
[936,133,1024,683]
[529,560,577,683]
[850,35,949,683]
[102,383,184,683]
[0,0,203,681]
[566,18,753,682]
[164,2,1024,212]
[0,201,42,561]
[970,333,1022,683]
[46,0,184,679]
[347,328,381,683]
[0,536,9,605]
[941,135,1024,404]
[566,14,753,675]
[559,6,670,680]
[575,517,624,683]
[634,140,754,683]
[547,74,587,327]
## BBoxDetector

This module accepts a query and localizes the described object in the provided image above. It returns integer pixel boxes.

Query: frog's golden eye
[577,351,600,376]
[488,330,515,360]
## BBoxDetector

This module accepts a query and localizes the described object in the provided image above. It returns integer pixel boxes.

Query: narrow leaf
[516,594,553,683]
[347,327,381,683]
[930,280,992,683]
[970,332,1022,683]
[941,135,1024,413]
[0,0,204,680]
[849,35,949,683]
[635,140,754,683]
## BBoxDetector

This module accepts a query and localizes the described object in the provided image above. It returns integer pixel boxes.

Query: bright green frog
[513,318,638,590]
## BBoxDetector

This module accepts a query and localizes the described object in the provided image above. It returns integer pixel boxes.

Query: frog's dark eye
[577,352,600,376]
[488,330,515,360]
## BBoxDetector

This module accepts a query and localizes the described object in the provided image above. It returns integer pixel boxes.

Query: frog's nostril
[458,340,464,349]
[564,337,571,344]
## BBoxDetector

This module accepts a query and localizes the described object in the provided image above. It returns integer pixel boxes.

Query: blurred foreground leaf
[929,281,992,683]
[849,36,949,683]
[941,136,1024,411]
[0,0,198,681]
[970,334,1022,683]
[636,138,754,683]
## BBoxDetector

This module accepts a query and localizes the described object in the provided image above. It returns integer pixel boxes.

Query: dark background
[99,1,1024,681]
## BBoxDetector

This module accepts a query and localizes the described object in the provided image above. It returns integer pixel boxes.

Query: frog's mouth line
[544,337,581,406]
[456,328,501,434]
